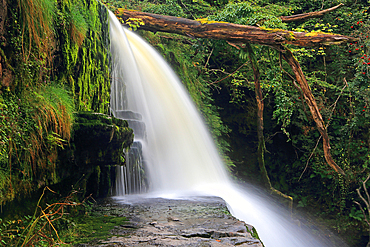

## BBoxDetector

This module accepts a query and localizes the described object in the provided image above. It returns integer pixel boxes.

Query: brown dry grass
[18,0,55,63]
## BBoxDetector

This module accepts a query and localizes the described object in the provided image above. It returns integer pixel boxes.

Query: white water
[108,11,344,247]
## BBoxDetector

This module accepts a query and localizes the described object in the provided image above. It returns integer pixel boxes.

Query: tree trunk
[0,0,6,37]
[0,0,7,84]
[279,46,345,175]
[244,44,271,189]
[115,9,356,47]
[243,44,293,210]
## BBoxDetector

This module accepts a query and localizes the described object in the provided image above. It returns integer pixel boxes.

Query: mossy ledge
[57,112,134,198]
[1,112,133,217]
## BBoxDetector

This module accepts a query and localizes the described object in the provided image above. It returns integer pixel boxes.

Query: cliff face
[0,0,116,206]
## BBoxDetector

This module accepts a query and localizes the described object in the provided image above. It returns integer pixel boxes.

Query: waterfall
[108,11,346,247]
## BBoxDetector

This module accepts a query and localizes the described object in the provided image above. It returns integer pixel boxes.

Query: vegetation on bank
[0,187,128,246]
[0,0,110,206]
[0,2,128,246]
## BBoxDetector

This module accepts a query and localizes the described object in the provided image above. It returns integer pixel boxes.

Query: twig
[299,136,322,181]
[279,53,295,81]
[204,47,214,69]
[39,206,62,244]
[20,187,93,247]
[209,62,249,85]
[363,174,370,215]
[179,0,196,19]
[354,201,370,226]
[354,173,370,244]
[264,131,283,143]
[278,53,310,119]
[326,78,347,128]
[20,187,55,246]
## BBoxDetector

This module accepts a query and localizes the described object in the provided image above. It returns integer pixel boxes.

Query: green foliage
[68,3,89,46]
[57,0,111,113]
[0,187,99,246]
[143,0,186,17]
[128,0,369,243]
[0,84,74,205]
[132,1,370,243]
[0,0,110,205]
[123,17,145,31]
[208,2,287,28]
[2,0,370,244]
[0,215,33,246]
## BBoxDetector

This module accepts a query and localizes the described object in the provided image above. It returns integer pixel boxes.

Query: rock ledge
[88,196,263,247]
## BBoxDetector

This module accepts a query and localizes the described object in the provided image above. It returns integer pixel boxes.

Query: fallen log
[115,8,356,47]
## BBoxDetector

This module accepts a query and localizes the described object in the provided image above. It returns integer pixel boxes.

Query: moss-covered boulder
[57,112,134,199]
[71,112,133,166]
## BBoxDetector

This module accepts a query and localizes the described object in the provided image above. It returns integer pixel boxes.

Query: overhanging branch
[115,9,356,47]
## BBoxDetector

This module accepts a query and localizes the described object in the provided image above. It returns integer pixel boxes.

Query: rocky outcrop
[1,112,134,217]
[57,112,134,199]
[70,112,133,166]
[89,196,264,247]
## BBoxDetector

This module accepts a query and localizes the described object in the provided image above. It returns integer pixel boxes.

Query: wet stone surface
[85,196,263,247]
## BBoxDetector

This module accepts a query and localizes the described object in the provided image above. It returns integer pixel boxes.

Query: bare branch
[209,61,249,85]
[326,78,347,128]
[354,201,370,226]
[363,174,370,212]
[280,4,344,23]
[299,136,322,181]
[357,187,370,213]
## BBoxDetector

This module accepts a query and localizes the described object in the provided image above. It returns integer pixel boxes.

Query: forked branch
[354,174,370,247]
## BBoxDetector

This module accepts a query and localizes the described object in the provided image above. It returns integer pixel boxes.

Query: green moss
[58,0,110,113]
[260,27,296,40]
[60,213,129,245]
[246,226,264,246]
[196,18,228,24]
[305,30,337,36]
[0,0,112,206]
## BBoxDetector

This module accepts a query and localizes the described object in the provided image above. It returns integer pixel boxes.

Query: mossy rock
[55,111,134,199]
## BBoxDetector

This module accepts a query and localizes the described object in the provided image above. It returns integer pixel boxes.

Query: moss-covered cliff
[0,0,114,206]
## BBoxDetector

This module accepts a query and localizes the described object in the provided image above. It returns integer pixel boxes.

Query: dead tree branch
[280,3,344,23]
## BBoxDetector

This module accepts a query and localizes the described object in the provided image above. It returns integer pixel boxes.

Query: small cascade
[115,110,147,140]
[112,110,148,195]
[115,142,147,195]
[109,15,150,195]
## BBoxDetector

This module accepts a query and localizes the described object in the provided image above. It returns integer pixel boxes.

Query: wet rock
[94,196,263,247]
[167,216,180,221]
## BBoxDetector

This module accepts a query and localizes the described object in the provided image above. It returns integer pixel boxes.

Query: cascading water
[108,11,346,247]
